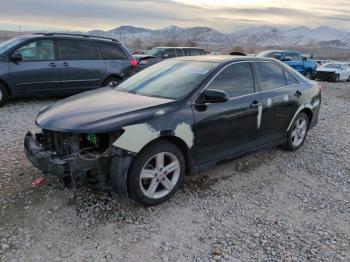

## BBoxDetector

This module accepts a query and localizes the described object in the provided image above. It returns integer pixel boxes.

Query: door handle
[61,62,69,67]
[48,62,58,68]
[294,90,302,97]
[250,100,261,108]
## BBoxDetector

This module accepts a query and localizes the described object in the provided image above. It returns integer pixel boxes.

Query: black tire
[0,83,9,107]
[283,112,309,151]
[333,74,339,83]
[127,140,185,206]
[103,76,121,87]
[305,70,312,80]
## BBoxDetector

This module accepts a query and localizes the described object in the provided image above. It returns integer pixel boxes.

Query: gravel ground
[0,82,349,262]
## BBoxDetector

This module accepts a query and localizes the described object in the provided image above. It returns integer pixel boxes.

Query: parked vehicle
[133,47,206,71]
[0,33,137,106]
[316,60,332,67]
[257,50,317,79]
[316,62,350,82]
[24,56,321,205]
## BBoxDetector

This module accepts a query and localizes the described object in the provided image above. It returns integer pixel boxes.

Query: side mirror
[302,57,307,61]
[162,53,169,59]
[202,89,229,103]
[11,53,22,63]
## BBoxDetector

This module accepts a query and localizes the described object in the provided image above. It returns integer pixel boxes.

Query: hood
[316,67,340,73]
[36,88,174,133]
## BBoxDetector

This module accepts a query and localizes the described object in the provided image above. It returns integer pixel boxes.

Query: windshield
[257,51,283,59]
[148,48,165,57]
[115,60,217,99]
[323,64,341,69]
[0,37,25,55]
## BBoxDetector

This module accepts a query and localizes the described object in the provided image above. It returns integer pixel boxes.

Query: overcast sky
[0,0,349,33]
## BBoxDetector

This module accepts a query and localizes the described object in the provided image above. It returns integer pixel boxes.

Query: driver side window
[14,39,55,61]
[206,62,255,98]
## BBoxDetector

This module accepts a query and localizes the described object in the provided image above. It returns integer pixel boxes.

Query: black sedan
[24,56,321,205]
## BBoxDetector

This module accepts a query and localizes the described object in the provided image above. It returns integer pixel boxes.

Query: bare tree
[131,38,142,50]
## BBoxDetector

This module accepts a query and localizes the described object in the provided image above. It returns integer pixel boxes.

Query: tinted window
[96,42,127,60]
[257,51,283,59]
[207,63,255,98]
[175,49,185,56]
[164,49,176,58]
[285,53,300,61]
[255,62,287,91]
[14,39,55,61]
[284,71,298,86]
[58,39,99,60]
[189,49,201,56]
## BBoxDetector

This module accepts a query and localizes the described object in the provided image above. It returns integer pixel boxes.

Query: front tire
[0,83,9,107]
[333,74,339,83]
[128,140,185,205]
[103,76,121,87]
[284,112,309,151]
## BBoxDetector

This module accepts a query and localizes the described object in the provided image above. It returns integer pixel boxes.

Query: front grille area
[42,130,81,157]
[316,71,335,80]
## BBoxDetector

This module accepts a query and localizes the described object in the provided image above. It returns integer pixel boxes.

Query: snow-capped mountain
[229,26,350,48]
[87,25,350,49]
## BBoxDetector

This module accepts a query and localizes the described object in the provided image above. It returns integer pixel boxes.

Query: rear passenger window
[284,71,298,86]
[96,42,128,60]
[58,39,99,60]
[207,63,255,98]
[255,62,287,91]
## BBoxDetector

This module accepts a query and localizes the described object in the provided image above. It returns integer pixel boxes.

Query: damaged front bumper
[24,131,134,195]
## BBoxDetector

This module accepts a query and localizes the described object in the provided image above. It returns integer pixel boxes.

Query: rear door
[252,61,302,145]
[9,38,60,95]
[57,38,105,92]
[193,62,263,166]
[95,41,132,79]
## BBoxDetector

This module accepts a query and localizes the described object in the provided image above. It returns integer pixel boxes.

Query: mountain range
[87,25,350,51]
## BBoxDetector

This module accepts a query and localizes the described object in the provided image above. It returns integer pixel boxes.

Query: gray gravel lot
[0,82,349,262]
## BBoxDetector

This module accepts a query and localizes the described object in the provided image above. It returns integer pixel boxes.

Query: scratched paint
[113,122,194,153]
[257,105,263,129]
[266,98,272,107]
[174,122,194,148]
[283,95,289,102]
[113,123,160,153]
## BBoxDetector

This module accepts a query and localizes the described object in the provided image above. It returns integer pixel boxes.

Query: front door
[9,39,60,95]
[57,39,105,92]
[193,62,262,166]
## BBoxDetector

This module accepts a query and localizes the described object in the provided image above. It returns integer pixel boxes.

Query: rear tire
[0,83,9,107]
[128,140,185,206]
[103,76,121,87]
[283,112,309,151]
[305,70,313,80]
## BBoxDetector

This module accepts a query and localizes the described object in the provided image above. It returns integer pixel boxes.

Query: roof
[172,55,277,63]
[18,33,119,42]
[153,47,205,49]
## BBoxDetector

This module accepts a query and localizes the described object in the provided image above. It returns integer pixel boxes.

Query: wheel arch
[138,135,192,175]
[0,78,12,97]
[102,74,123,86]
[287,104,314,131]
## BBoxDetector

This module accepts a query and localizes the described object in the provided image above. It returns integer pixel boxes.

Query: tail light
[129,59,138,69]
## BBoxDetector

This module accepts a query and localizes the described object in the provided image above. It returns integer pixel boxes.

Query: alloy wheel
[291,117,307,147]
[139,152,180,199]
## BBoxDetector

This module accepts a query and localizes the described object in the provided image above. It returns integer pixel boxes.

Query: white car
[316,62,350,82]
